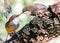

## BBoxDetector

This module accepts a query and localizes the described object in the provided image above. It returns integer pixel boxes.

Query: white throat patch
[12,17,19,25]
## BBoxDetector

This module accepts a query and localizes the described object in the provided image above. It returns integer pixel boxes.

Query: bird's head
[8,14,20,22]
[32,4,47,16]
[10,14,19,20]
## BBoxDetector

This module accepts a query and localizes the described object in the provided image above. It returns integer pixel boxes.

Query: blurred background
[0,0,60,43]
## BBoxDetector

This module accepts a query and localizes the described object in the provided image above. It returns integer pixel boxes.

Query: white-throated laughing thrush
[5,14,20,36]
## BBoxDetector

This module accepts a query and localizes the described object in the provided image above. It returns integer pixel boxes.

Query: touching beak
[23,11,31,15]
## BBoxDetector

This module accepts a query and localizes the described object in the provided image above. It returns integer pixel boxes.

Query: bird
[21,3,47,16]
[5,14,20,36]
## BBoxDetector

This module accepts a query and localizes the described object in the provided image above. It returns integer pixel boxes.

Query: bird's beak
[17,14,20,17]
[19,11,33,16]
[23,11,31,15]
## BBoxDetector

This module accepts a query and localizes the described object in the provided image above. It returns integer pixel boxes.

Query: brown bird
[21,3,47,16]
[5,14,20,36]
